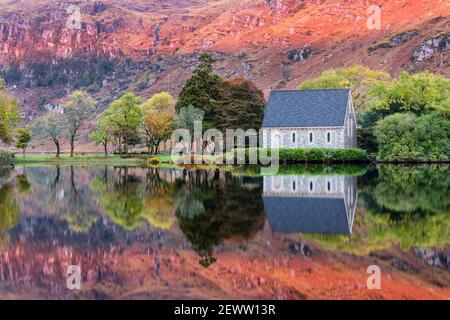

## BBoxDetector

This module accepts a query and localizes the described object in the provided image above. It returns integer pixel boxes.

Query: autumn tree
[0,77,19,145]
[64,90,96,157]
[141,91,175,114]
[103,93,143,156]
[33,112,64,157]
[216,77,266,132]
[15,128,32,157]
[141,92,175,154]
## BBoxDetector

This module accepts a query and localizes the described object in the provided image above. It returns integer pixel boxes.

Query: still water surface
[0,164,449,299]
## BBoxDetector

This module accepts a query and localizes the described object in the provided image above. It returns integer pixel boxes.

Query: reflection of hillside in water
[0,165,449,299]
[2,167,266,266]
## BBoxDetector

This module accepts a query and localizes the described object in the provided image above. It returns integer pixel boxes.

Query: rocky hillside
[0,0,449,122]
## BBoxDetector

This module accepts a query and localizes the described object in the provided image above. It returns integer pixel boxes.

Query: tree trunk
[22,148,26,157]
[123,136,129,157]
[118,135,122,154]
[70,134,75,157]
[103,143,108,156]
[54,139,60,157]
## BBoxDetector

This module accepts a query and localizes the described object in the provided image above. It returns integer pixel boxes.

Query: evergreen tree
[175,54,222,128]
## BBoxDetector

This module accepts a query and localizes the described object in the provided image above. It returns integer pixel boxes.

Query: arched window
[327,181,331,192]
[292,181,296,191]
[292,132,296,143]
[309,132,313,143]
[327,132,331,143]
[309,181,313,191]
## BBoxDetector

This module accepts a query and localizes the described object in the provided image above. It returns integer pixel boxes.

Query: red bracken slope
[0,0,448,119]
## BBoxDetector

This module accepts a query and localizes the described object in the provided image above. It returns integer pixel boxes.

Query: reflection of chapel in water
[263,175,357,235]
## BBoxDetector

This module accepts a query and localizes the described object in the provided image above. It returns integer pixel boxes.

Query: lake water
[0,164,449,299]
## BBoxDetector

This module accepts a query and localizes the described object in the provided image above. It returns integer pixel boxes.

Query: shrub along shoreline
[260,148,370,163]
[151,148,371,165]
[0,151,14,167]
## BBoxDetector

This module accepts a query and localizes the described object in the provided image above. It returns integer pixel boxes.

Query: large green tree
[175,54,222,128]
[361,71,450,153]
[64,90,96,157]
[299,65,391,112]
[362,72,450,127]
[103,93,143,156]
[0,77,19,145]
[374,111,450,161]
[89,119,113,156]
[15,127,32,157]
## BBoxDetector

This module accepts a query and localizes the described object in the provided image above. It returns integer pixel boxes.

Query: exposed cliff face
[0,0,448,120]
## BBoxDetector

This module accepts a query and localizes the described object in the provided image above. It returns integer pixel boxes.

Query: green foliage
[91,168,144,231]
[64,90,97,156]
[176,105,205,132]
[361,165,449,214]
[308,164,450,254]
[299,65,390,112]
[362,71,450,122]
[176,54,265,134]
[360,71,450,154]
[253,148,369,163]
[141,92,176,154]
[306,210,450,255]
[15,128,32,156]
[103,93,143,155]
[0,183,20,250]
[176,171,265,267]
[175,54,222,127]
[374,111,450,161]
[238,164,368,176]
[0,77,19,145]
[141,91,175,114]
[32,111,64,156]
[368,71,450,115]
[18,57,115,88]
[89,120,113,156]
[0,151,13,167]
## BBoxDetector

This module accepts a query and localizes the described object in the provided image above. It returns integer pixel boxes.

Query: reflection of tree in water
[91,167,145,231]
[361,165,449,214]
[175,170,265,267]
[63,166,99,233]
[141,168,177,230]
[17,166,99,233]
[308,165,450,254]
[16,168,31,193]
[0,169,20,250]
[91,167,181,231]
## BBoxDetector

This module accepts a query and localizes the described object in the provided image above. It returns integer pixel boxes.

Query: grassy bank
[13,154,146,166]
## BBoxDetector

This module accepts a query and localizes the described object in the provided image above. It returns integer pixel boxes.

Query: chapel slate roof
[262,89,350,128]
[263,197,352,234]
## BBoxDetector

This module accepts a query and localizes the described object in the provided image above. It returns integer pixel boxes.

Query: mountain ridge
[0,0,448,123]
